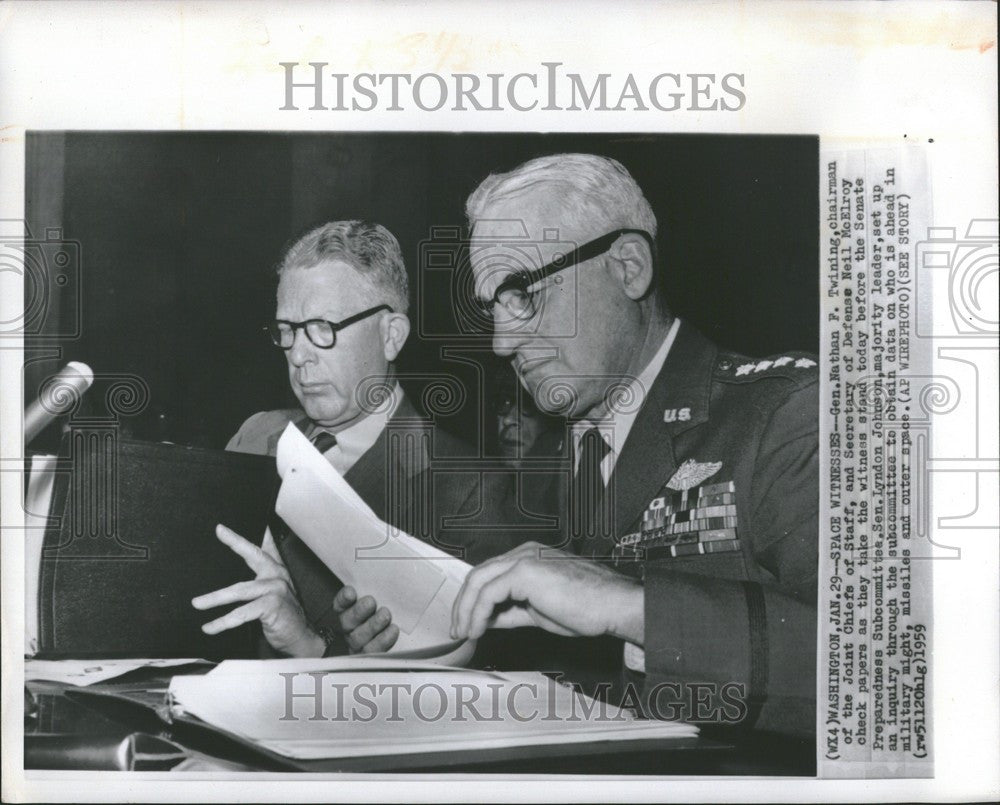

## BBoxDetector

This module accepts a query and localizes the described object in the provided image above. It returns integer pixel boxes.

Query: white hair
[465,153,658,238]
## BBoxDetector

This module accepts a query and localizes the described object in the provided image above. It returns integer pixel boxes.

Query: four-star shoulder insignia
[721,353,818,381]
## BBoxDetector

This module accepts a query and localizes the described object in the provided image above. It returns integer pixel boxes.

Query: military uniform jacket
[544,321,819,738]
[227,396,529,649]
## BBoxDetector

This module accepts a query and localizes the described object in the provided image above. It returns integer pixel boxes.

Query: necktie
[310,430,338,454]
[270,428,345,655]
[571,427,612,557]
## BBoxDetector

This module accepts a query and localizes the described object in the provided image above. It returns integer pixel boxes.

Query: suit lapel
[609,322,717,538]
[343,427,389,521]
[266,411,311,455]
[343,395,430,526]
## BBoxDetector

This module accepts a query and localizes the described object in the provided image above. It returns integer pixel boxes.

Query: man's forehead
[281,257,358,280]
[471,187,576,237]
[279,259,367,289]
[470,221,571,246]
[468,220,583,267]
[276,259,367,309]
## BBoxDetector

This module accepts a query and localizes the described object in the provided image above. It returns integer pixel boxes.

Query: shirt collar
[571,317,681,463]
[307,382,402,474]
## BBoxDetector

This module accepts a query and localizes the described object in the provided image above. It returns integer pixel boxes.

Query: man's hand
[450,541,645,644]
[192,524,325,658]
[332,586,400,654]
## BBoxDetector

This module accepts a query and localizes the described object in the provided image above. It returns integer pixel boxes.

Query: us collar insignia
[666,458,723,491]
[663,406,692,423]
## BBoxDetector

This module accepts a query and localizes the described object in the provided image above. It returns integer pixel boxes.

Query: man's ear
[608,234,654,301]
[381,311,411,361]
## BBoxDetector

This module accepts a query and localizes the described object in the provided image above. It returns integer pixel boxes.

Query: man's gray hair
[465,153,658,238]
[277,220,409,314]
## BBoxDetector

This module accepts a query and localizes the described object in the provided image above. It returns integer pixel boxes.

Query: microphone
[24,361,94,445]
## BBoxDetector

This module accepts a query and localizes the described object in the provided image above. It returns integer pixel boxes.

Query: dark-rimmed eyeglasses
[264,304,392,349]
[476,228,655,321]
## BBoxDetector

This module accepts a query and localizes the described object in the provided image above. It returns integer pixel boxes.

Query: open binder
[27,437,280,660]
[62,657,699,772]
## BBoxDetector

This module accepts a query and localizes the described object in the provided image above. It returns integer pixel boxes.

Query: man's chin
[297,396,348,428]
[528,378,581,418]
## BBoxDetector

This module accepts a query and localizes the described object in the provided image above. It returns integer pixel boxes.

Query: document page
[168,657,698,760]
[274,424,472,658]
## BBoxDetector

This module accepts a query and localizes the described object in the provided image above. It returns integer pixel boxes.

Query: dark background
[25,132,818,451]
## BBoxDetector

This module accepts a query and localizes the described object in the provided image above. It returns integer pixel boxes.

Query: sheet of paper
[274,424,472,655]
[26,658,211,687]
[168,658,697,760]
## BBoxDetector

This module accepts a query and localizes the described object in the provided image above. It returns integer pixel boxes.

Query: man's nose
[492,314,529,357]
[499,407,519,428]
[286,328,317,366]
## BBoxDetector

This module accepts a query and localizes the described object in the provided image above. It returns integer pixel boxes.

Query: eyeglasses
[477,228,655,321]
[264,304,392,350]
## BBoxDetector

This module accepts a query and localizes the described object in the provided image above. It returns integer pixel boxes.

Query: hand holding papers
[331,585,399,654]
[274,424,475,661]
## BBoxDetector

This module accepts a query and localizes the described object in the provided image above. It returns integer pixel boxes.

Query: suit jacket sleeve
[641,381,818,738]
[226,411,267,453]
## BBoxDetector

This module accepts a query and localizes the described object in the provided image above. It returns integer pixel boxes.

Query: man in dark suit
[193,220,525,658]
[451,154,818,738]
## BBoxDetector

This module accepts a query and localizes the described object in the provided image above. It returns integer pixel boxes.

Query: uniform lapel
[609,322,716,538]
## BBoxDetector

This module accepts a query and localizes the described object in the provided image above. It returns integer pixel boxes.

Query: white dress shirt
[571,318,681,484]
[305,382,402,475]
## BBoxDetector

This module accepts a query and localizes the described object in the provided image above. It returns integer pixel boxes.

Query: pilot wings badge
[666,459,723,491]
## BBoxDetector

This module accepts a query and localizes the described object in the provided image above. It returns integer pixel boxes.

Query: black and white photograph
[19,131,819,774]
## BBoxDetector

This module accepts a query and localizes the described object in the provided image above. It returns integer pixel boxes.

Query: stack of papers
[275,425,473,661]
[168,657,698,760]
[26,658,211,687]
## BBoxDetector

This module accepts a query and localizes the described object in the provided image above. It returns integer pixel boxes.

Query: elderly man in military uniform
[451,153,818,738]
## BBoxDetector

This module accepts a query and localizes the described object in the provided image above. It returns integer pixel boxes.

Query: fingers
[259,528,283,564]
[451,562,507,638]
[338,595,377,632]
[192,578,289,611]
[359,623,399,654]
[451,548,533,638]
[345,606,394,652]
[331,589,397,653]
[200,597,267,635]
[216,524,284,578]
[332,586,358,615]
[465,565,529,639]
